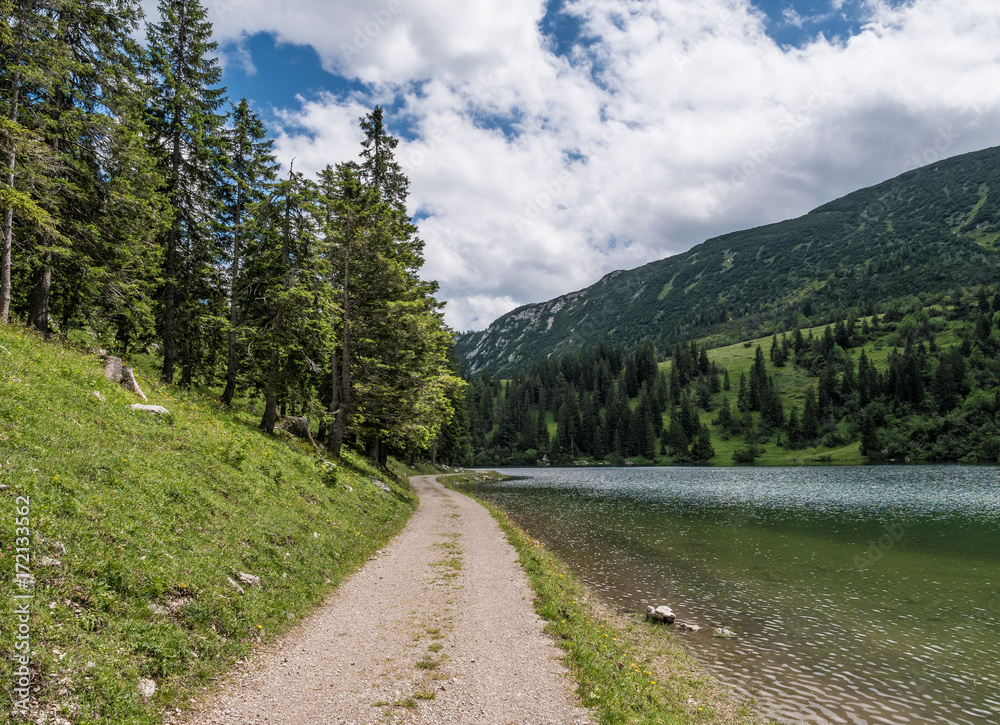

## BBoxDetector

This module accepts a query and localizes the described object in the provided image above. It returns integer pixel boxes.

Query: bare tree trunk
[26,249,51,332]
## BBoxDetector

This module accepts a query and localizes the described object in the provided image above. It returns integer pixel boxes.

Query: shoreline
[440,471,770,725]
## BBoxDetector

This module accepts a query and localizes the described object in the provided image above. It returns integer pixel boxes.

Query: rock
[237,571,260,587]
[103,355,123,383]
[645,604,676,624]
[148,603,170,616]
[91,390,104,402]
[371,478,391,493]
[122,366,148,401]
[131,404,170,415]
[713,627,738,639]
[677,623,701,633]
[226,577,245,595]
[138,678,156,699]
[38,556,61,567]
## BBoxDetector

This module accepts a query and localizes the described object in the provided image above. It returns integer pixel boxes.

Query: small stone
[312,532,320,539]
[148,603,170,616]
[677,623,701,633]
[713,627,738,639]
[371,478,391,493]
[138,678,156,698]
[91,391,105,402]
[237,572,261,587]
[227,577,245,595]
[39,556,61,567]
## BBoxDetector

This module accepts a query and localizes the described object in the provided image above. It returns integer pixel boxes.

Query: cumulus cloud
[170,0,1000,329]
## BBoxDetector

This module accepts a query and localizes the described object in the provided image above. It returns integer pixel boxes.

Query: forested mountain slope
[458,146,1000,375]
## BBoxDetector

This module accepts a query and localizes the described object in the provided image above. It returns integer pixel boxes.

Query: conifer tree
[146,0,227,382]
[220,99,278,405]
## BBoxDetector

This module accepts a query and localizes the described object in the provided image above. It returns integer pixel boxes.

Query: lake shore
[440,470,769,725]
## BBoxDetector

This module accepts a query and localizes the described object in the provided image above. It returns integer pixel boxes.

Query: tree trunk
[162,21,187,384]
[27,250,52,333]
[327,347,340,452]
[261,349,279,433]
[221,188,242,405]
[0,32,23,325]
[331,215,352,456]
[261,169,293,433]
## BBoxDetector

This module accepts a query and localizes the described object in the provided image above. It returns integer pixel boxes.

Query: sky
[145,0,1000,331]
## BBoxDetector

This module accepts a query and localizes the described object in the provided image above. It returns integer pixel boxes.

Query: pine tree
[220,99,278,405]
[691,424,715,462]
[146,0,228,383]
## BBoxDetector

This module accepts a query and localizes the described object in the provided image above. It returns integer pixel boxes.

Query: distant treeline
[456,286,1000,467]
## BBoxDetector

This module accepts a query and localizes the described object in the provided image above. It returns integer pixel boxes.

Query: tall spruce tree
[220,99,277,405]
[146,0,227,382]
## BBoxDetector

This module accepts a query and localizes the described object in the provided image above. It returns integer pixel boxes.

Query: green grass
[441,475,768,725]
[0,324,417,724]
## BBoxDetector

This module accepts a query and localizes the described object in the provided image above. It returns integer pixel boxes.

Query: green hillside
[0,326,416,723]
[463,286,1000,467]
[458,145,1000,376]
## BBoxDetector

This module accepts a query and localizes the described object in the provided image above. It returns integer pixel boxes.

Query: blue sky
[182,0,1000,330]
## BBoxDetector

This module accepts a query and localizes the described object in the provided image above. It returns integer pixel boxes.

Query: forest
[460,286,1000,467]
[1,0,463,464]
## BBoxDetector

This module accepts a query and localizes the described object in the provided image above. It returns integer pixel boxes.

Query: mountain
[457,145,1000,375]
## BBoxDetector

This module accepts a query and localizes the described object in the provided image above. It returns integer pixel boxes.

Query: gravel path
[185,475,594,725]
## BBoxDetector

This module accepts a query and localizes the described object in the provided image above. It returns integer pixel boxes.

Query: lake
[471,466,1000,725]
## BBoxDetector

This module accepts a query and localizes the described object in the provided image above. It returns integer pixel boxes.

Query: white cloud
[191,0,1000,330]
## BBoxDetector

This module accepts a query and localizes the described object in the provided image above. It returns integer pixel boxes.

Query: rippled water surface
[472,466,1000,725]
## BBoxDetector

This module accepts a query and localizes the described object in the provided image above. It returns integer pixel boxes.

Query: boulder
[371,478,392,493]
[131,404,170,415]
[137,678,156,699]
[103,355,123,383]
[645,604,676,624]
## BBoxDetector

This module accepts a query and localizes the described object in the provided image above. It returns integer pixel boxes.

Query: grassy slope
[441,472,768,725]
[652,311,964,466]
[0,325,417,724]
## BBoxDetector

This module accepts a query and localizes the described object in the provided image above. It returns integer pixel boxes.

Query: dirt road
[186,475,593,725]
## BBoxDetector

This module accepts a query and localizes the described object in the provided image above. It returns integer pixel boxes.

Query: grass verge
[0,324,417,724]
[441,472,770,725]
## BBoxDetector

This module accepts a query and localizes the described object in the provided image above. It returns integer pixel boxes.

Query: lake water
[472,466,1000,725]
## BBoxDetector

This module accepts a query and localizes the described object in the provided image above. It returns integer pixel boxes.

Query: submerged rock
[713,627,738,639]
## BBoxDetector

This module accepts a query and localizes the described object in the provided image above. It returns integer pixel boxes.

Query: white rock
[677,623,701,633]
[237,571,260,587]
[138,678,156,698]
[38,556,61,567]
[713,627,738,639]
[148,603,170,616]
[226,577,245,595]
[131,404,170,415]
[91,391,105,402]
[371,478,392,493]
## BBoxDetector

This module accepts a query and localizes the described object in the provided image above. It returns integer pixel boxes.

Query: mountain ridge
[457,145,1000,374]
